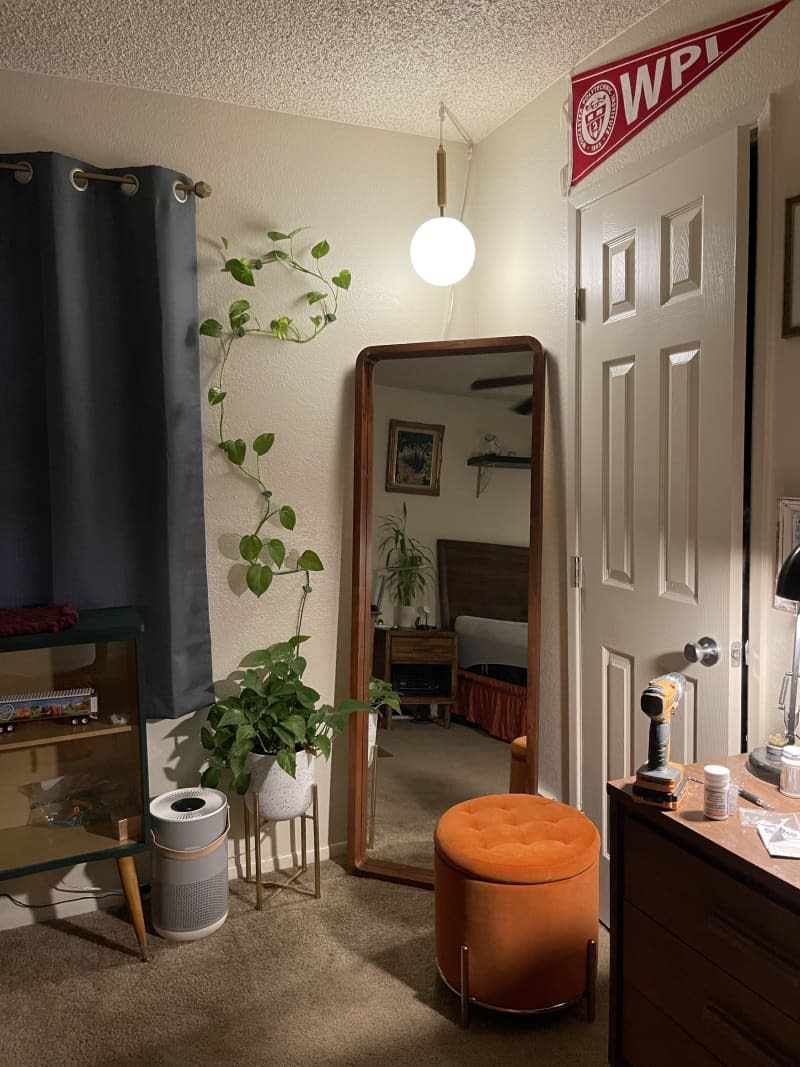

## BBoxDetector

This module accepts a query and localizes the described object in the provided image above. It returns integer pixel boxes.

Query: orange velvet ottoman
[434,793,600,1025]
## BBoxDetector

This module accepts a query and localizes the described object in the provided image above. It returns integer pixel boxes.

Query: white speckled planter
[245,750,316,821]
[395,604,417,628]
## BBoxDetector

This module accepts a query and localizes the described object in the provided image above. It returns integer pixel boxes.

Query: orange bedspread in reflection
[457,669,527,742]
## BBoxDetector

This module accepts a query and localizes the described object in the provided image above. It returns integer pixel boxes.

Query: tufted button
[434,793,600,884]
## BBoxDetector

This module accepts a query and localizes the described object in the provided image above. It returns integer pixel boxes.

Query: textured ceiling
[0,0,664,141]
[376,352,532,401]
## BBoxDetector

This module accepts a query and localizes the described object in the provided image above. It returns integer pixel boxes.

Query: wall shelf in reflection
[467,454,531,469]
[467,454,531,497]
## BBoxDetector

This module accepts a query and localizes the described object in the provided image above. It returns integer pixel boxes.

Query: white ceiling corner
[0,0,664,140]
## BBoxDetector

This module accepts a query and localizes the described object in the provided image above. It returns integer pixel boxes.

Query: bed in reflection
[438,539,529,742]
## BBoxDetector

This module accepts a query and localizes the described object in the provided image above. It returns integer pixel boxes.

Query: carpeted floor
[1,861,610,1067]
[369,718,510,867]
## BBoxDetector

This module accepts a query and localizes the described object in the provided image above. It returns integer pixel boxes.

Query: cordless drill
[633,673,688,810]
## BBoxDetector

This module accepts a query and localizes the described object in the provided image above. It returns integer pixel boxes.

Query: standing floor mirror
[348,336,546,888]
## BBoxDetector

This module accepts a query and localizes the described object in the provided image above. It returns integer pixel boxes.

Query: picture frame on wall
[776,497,800,610]
[385,419,445,496]
[783,194,800,339]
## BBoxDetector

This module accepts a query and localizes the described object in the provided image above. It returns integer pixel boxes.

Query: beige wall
[372,384,531,626]
[462,0,800,799]
[1,0,799,926]
[0,69,465,926]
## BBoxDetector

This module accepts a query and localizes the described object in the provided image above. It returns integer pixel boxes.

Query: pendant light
[410,103,475,287]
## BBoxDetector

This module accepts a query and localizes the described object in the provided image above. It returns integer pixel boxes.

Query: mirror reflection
[366,351,533,869]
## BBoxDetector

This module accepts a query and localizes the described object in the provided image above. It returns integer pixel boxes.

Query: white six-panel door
[578,128,749,919]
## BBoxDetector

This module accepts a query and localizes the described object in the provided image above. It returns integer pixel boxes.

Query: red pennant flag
[569,1,790,188]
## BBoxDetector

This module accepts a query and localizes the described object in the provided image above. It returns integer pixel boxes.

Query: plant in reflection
[378,503,435,608]
[369,675,402,719]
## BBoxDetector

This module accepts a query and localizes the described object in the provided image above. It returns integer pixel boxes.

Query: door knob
[683,636,720,667]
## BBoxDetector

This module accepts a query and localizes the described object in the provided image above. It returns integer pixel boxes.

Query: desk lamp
[749,542,800,783]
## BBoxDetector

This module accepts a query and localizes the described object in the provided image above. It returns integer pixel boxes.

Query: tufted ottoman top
[434,794,600,884]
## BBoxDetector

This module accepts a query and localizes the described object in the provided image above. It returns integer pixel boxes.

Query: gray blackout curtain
[0,152,212,719]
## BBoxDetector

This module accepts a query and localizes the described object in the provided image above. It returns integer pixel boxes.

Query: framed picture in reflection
[386,419,445,496]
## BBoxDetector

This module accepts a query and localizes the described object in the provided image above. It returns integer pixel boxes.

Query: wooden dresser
[608,755,800,1067]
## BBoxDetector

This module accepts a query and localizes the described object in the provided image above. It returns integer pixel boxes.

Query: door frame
[565,113,771,810]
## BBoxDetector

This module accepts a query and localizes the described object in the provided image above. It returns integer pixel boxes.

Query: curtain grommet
[13,161,33,185]
[69,168,89,192]
[121,174,139,197]
[173,181,189,204]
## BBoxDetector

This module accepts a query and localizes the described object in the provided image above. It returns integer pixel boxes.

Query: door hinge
[571,556,584,589]
[575,287,586,322]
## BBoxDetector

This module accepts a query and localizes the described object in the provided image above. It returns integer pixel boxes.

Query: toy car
[0,688,98,733]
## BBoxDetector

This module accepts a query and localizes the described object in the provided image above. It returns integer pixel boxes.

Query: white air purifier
[150,787,229,941]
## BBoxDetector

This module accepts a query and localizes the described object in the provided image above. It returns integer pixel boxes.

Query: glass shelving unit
[0,607,150,958]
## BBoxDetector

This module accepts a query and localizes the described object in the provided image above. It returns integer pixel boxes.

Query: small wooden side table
[372,628,458,728]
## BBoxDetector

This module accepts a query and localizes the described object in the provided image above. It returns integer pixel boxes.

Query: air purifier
[150,786,229,941]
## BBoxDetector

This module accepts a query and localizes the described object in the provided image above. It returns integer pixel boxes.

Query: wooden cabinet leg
[116,855,149,961]
[586,938,598,1022]
[460,944,470,1028]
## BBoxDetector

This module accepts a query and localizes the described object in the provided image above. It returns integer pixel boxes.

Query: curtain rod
[0,160,211,198]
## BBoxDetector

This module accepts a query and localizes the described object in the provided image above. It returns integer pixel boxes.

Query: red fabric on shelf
[457,669,527,742]
[0,604,79,637]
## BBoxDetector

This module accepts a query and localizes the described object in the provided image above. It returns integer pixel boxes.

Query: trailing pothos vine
[198,228,352,634]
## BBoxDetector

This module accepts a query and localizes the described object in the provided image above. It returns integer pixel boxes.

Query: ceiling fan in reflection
[470,374,533,415]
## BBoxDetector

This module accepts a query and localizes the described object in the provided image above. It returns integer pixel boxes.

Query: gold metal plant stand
[242,783,321,909]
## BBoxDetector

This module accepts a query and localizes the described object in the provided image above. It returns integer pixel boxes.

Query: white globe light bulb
[409,216,475,286]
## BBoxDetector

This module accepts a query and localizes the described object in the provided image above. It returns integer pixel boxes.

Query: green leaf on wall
[332,270,351,290]
[219,439,246,465]
[268,539,286,568]
[279,506,296,530]
[200,318,223,337]
[270,316,292,340]
[311,240,330,260]
[208,387,226,406]
[253,433,275,455]
[298,550,324,572]
[239,535,263,563]
[223,258,255,286]
[246,563,274,597]
[228,299,251,329]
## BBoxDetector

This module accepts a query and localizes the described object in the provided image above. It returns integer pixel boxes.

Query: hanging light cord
[438,102,474,337]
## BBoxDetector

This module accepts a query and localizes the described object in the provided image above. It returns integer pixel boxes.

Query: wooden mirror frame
[347,336,546,888]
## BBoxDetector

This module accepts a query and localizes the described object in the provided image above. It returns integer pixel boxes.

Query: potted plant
[378,502,435,627]
[200,636,365,820]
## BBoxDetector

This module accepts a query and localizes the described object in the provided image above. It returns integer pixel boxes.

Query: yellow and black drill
[633,673,688,810]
